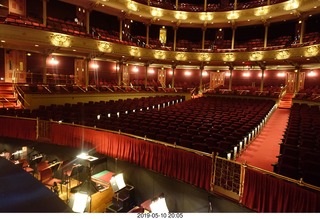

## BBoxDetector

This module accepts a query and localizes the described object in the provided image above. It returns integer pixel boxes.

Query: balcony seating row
[3,13,320,53]
[134,0,287,12]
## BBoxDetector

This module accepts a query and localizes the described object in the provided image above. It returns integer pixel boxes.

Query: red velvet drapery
[241,168,320,212]
[0,117,37,140]
[50,123,212,191]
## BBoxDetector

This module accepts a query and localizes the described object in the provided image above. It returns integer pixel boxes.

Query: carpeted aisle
[236,108,290,171]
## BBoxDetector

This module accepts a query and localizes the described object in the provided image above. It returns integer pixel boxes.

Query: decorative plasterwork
[249,51,263,61]
[175,52,186,61]
[154,50,166,59]
[50,34,71,47]
[97,41,112,52]
[223,53,235,62]
[276,50,290,60]
[304,45,319,57]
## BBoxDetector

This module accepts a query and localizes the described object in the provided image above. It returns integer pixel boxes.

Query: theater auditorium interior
[1,0,320,214]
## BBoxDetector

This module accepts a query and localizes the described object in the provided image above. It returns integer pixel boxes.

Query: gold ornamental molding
[50,34,71,47]
[284,0,299,11]
[254,6,270,16]
[153,50,166,59]
[127,0,138,12]
[304,45,319,57]
[175,52,187,61]
[129,46,140,56]
[174,11,188,20]
[249,51,263,61]
[198,53,211,61]
[276,49,290,60]
[97,41,112,53]
[223,53,235,62]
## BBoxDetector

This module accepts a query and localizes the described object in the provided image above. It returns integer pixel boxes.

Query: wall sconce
[97,41,112,53]
[307,70,317,77]
[276,50,290,60]
[249,52,263,61]
[304,45,319,57]
[48,57,59,65]
[222,53,235,62]
[242,72,251,77]
[254,6,269,16]
[199,12,213,21]
[50,34,71,47]
[227,11,239,20]
[174,11,187,20]
[277,72,286,77]
[154,50,166,59]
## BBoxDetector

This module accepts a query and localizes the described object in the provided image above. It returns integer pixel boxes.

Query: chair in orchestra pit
[39,167,62,189]
[63,164,83,187]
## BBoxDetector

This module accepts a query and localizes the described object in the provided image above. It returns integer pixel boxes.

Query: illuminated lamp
[150,194,169,213]
[242,72,250,77]
[184,71,191,77]
[72,192,90,213]
[277,72,286,77]
[110,173,126,193]
[307,70,317,77]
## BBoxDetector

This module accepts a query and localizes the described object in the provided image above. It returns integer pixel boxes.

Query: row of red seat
[134,0,285,12]
[4,14,319,53]
[274,103,320,186]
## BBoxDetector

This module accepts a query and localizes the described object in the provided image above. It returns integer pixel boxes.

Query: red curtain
[241,168,320,212]
[0,117,37,140]
[50,123,212,191]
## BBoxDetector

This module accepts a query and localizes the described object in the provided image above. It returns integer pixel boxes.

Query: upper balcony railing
[133,0,288,12]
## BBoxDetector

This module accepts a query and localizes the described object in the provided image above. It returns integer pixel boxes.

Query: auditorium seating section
[0,95,276,159]
[204,85,281,98]
[2,14,320,53]
[293,86,320,102]
[274,103,320,187]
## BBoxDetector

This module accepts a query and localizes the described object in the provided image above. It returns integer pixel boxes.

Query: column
[171,64,176,88]
[119,19,123,41]
[228,66,233,90]
[117,61,123,86]
[204,0,207,11]
[173,26,178,51]
[175,0,179,9]
[84,58,90,90]
[264,22,269,48]
[260,67,265,92]
[231,25,236,49]
[202,27,206,49]
[234,0,238,10]
[85,10,90,35]
[145,63,149,88]
[146,24,150,46]
[42,0,47,26]
[299,18,306,44]
[295,67,301,93]
[42,54,48,84]
[200,64,204,93]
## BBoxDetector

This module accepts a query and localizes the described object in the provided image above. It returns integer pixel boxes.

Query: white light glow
[243,72,251,77]
[277,72,286,77]
[133,66,139,73]
[148,69,155,74]
[91,63,99,69]
[225,72,231,77]
[307,70,317,77]
[184,71,191,77]
[49,58,59,65]
[72,193,89,213]
[202,71,208,77]
[150,197,169,213]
